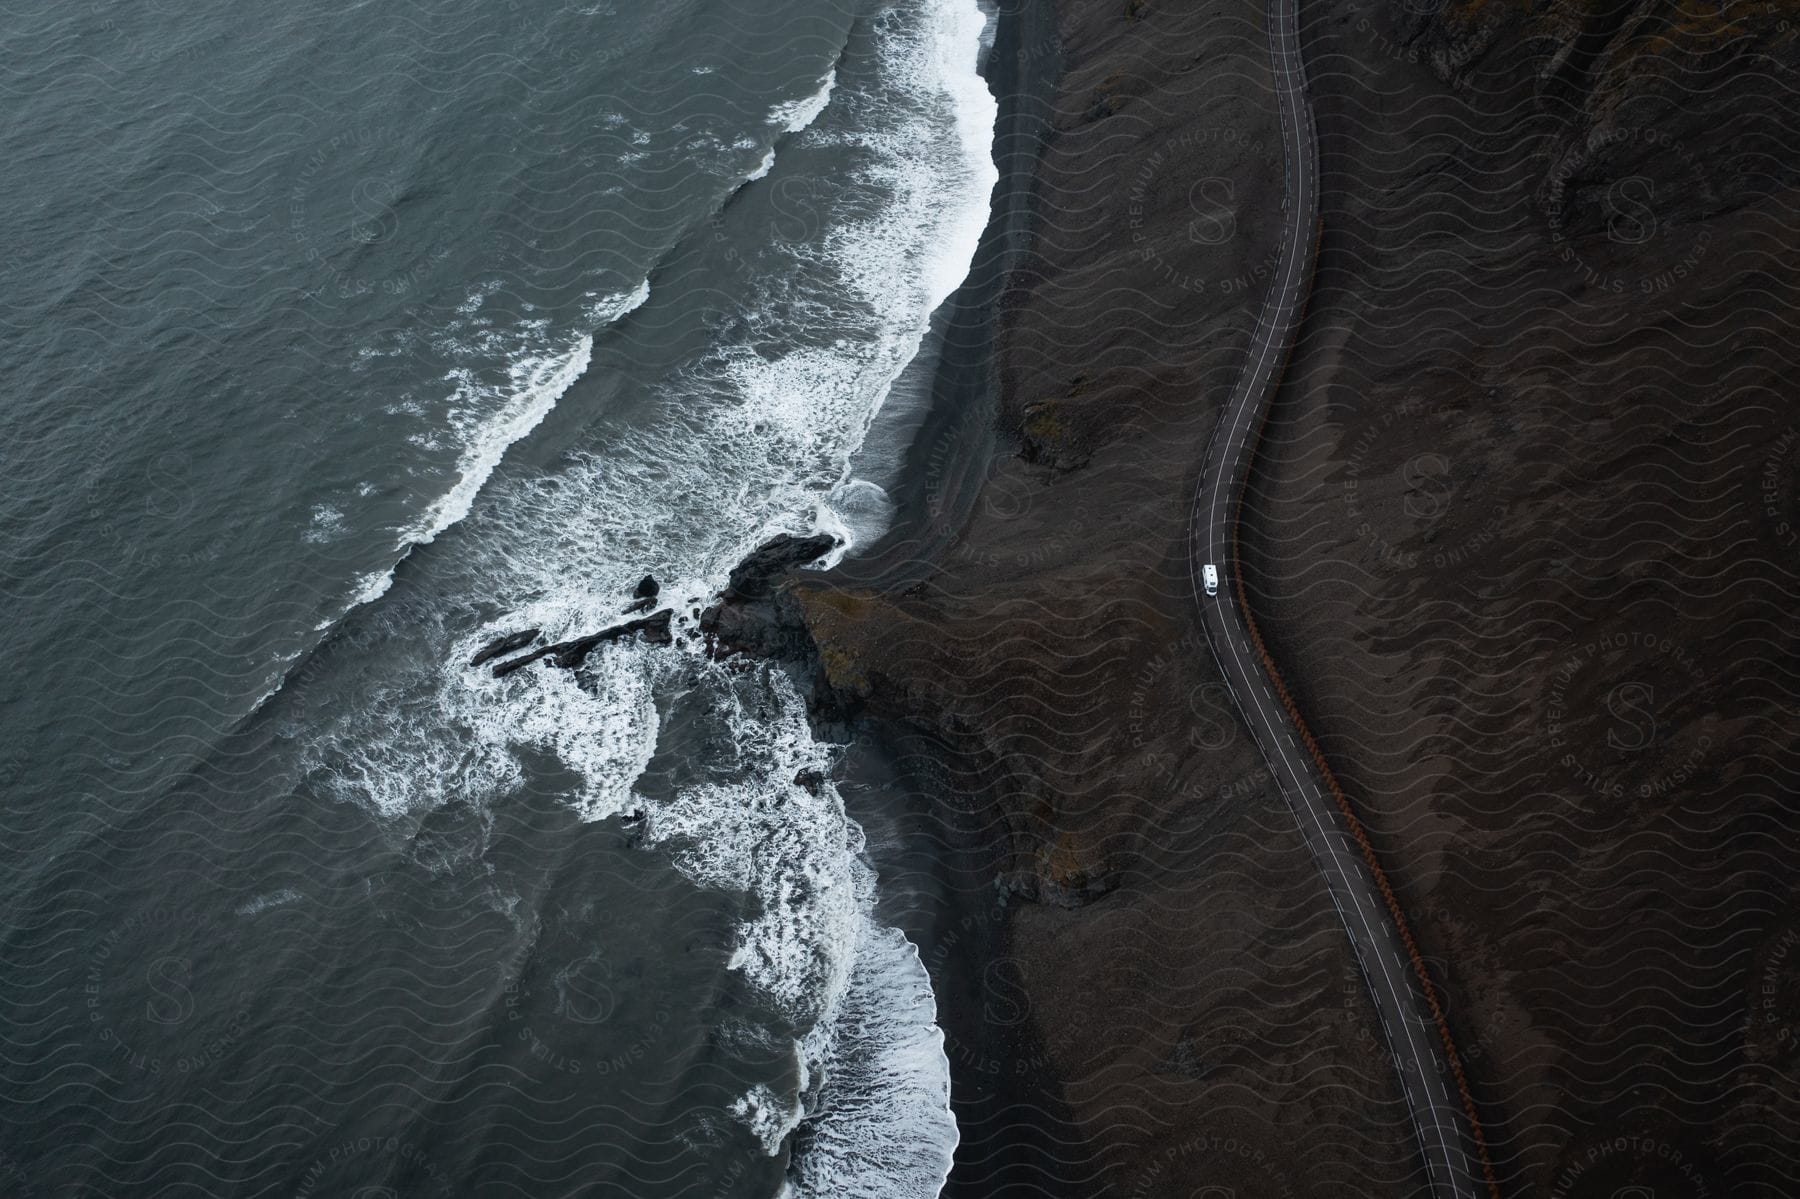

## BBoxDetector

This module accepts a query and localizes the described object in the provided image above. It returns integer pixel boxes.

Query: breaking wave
[297,0,994,1193]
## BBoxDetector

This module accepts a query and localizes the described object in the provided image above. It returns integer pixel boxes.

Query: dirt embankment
[787,0,1800,1195]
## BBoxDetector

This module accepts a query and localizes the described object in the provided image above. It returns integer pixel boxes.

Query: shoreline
[819,1,1080,1193]
[784,1,1377,1192]
[662,1,1057,1188]
[847,0,1059,586]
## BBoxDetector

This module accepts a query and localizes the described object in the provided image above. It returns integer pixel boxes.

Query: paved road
[1185,2,1491,1196]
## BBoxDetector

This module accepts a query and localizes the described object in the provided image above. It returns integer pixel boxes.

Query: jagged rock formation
[469,628,539,668]
[699,532,838,662]
[490,610,672,677]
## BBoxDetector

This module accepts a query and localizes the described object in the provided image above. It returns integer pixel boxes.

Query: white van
[1203,564,1219,596]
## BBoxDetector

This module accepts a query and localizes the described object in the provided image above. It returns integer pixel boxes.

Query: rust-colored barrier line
[1229,218,1503,1199]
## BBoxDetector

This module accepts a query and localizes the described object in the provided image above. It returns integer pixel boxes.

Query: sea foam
[303,0,995,1192]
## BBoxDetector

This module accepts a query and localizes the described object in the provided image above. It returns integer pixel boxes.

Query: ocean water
[0,0,996,1194]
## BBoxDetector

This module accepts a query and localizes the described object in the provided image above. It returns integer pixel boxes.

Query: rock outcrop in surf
[700,532,839,663]
[469,628,541,667]
[489,610,673,677]
[477,533,839,687]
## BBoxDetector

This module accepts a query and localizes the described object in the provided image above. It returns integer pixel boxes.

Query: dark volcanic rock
[722,533,836,601]
[621,596,655,615]
[490,645,553,678]
[469,628,539,667]
[695,532,847,726]
[699,533,839,662]
[633,574,659,599]
[491,610,672,677]
[549,609,672,668]
[1000,866,1120,910]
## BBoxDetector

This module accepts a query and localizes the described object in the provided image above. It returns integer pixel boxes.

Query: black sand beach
[777,0,1800,1195]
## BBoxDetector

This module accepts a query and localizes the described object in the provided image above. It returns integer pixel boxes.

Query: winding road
[1185,2,1497,1196]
